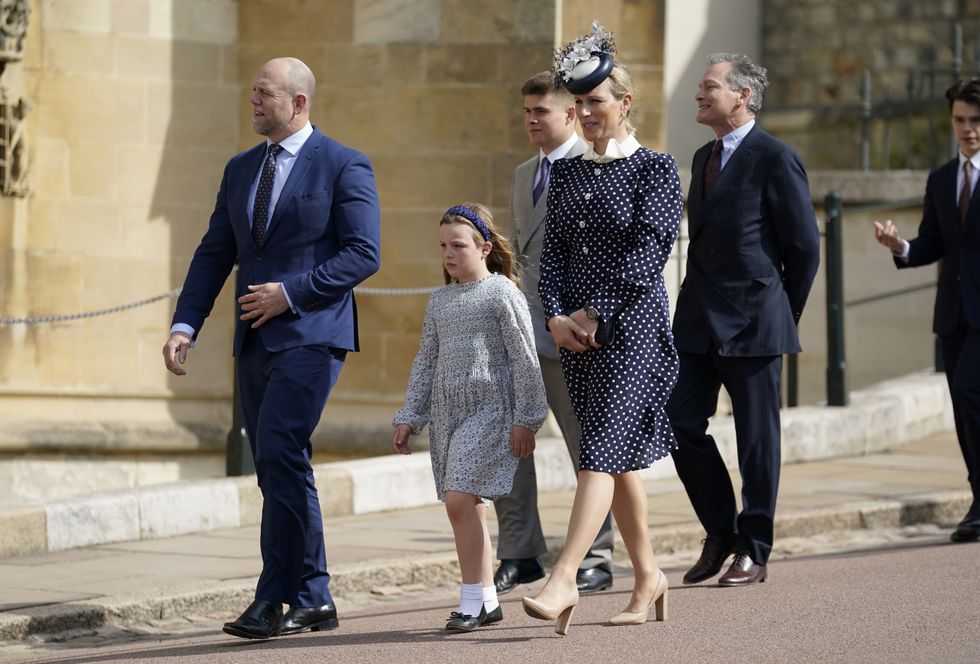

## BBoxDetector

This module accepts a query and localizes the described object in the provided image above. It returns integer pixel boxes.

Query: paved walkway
[0,430,972,642]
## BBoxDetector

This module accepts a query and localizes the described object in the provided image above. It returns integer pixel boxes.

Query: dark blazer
[173,127,382,355]
[899,157,980,333]
[673,124,820,356]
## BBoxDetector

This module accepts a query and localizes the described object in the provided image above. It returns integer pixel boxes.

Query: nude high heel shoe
[522,587,579,635]
[608,569,668,625]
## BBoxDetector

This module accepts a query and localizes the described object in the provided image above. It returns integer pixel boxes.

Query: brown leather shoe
[682,532,736,584]
[718,552,767,586]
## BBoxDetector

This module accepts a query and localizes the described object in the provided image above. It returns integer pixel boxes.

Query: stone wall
[0,0,669,453]
[761,0,980,169]
[0,0,239,451]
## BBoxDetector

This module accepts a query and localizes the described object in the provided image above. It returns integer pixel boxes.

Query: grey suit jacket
[509,136,589,359]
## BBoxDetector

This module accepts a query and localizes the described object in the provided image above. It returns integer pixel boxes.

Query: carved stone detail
[0,92,28,196]
[0,0,29,68]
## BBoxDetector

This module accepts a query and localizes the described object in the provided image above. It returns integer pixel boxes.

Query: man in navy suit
[667,53,820,586]
[162,57,381,638]
[873,78,980,544]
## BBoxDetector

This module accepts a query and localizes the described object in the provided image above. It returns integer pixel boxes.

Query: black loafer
[446,606,487,632]
[576,567,613,594]
[494,558,546,594]
[281,603,339,635]
[484,605,503,625]
[222,599,283,639]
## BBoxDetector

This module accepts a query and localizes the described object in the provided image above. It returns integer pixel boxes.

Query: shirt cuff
[894,239,910,260]
[170,323,196,348]
[281,283,301,316]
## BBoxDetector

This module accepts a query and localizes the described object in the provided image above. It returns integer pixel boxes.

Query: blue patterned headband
[445,205,491,242]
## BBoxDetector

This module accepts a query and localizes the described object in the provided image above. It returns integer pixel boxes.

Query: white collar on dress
[582,134,641,163]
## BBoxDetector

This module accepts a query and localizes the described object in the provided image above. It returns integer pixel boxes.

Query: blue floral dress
[394,274,548,500]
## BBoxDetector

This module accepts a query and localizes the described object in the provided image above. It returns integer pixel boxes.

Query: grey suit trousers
[493,355,614,570]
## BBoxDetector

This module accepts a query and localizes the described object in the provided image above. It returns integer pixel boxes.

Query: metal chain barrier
[354,286,439,296]
[0,285,437,326]
[0,288,184,326]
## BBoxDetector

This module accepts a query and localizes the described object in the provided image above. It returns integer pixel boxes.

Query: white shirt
[716,119,755,169]
[246,122,314,230]
[534,133,580,190]
[896,150,979,259]
[956,151,980,207]
[171,122,314,339]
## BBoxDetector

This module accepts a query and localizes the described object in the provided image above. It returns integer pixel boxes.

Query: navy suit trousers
[941,319,980,509]
[237,331,345,606]
[667,349,782,565]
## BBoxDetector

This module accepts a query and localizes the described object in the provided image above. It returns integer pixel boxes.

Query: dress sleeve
[589,152,683,320]
[393,295,439,434]
[498,282,549,431]
[538,159,569,320]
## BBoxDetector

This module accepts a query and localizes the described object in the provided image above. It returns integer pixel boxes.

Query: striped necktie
[532,157,551,206]
[960,159,973,226]
[704,140,722,193]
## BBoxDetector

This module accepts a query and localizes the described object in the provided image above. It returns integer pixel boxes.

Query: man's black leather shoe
[446,606,487,632]
[494,557,545,594]
[576,567,612,594]
[281,603,339,635]
[222,599,282,639]
[950,516,980,543]
[683,532,737,584]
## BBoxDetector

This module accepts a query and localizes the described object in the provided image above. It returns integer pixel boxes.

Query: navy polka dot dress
[538,146,682,473]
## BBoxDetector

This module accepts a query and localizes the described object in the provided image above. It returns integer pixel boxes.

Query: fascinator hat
[553,20,617,94]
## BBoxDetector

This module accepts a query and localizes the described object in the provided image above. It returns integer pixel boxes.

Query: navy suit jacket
[899,157,980,334]
[673,125,820,356]
[173,127,382,356]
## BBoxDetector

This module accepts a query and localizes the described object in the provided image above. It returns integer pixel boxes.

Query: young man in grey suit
[492,71,614,595]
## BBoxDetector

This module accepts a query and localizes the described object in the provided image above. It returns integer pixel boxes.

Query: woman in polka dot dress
[522,23,682,635]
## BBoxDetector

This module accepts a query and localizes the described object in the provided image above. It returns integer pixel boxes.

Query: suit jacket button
[256,255,263,261]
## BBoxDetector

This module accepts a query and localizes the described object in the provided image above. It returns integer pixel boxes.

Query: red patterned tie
[252,143,282,246]
[704,140,722,193]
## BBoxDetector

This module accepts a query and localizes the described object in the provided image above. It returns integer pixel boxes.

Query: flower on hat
[553,20,617,88]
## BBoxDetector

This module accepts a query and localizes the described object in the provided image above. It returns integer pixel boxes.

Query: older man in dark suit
[667,53,820,586]
[873,78,980,544]
[163,57,381,638]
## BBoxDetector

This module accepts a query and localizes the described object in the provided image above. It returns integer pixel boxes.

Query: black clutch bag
[595,318,617,346]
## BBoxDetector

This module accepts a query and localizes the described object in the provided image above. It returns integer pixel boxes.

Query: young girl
[393,203,548,632]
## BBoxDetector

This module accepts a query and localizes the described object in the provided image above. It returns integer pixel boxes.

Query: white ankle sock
[482,585,499,613]
[458,583,483,617]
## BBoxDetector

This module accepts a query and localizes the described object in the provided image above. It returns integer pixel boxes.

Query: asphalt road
[3,536,978,664]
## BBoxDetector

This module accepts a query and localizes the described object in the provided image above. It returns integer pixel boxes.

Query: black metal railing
[767,22,977,171]
[820,192,938,406]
